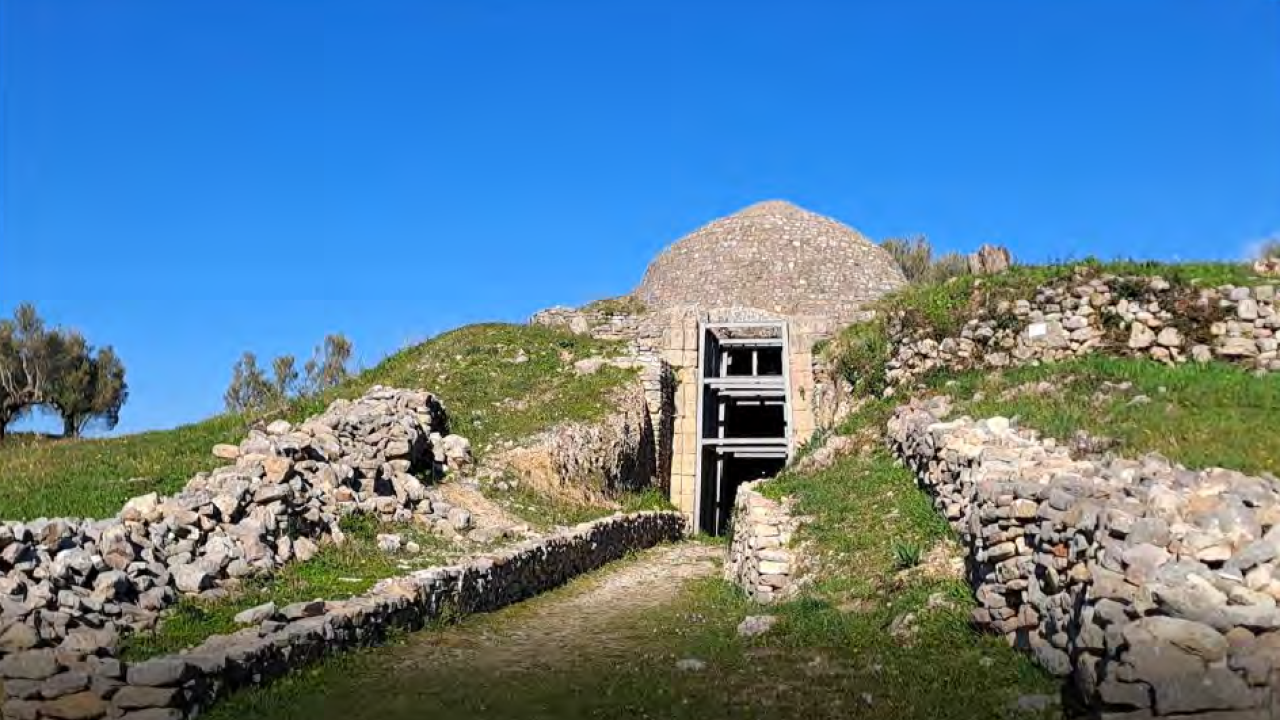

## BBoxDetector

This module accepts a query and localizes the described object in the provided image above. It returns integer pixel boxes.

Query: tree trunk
[63,415,80,439]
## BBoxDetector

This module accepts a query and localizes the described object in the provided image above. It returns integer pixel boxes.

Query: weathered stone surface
[1129,324,1156,349]
[280,600,325,620]
[723,481,805,603]
[39,670,88,698]
[887,397,1280,718]
[112,685,182,709]
[1125,617,1228,662]
[0,649,60,680]
[736,615,778,637]
[126,658,190,687]
[39,691,108,719]
[170,564,212,594]
[636,201,907,324]
[233,602,276,625]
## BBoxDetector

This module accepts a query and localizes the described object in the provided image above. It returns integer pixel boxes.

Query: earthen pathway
[392,541,721,672]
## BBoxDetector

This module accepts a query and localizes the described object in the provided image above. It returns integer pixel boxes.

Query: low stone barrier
[723,481,804,603]
[0,511,686,720]
[889,396,1280,718]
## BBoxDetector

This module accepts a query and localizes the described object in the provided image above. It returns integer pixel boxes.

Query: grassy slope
[942,356,1280,475]
[0,323,632,520]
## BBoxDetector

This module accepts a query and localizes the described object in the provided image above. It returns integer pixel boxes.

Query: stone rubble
[0,387,472,660]
[0,512,685,720]
[888,395,1280,718]
[884,271,1280,387]
[736,614,777,637]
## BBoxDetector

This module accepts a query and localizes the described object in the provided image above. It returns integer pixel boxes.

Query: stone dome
[635,200,908,322]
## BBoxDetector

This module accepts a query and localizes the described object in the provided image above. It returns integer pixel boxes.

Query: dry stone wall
[0,388,472,662]
[0,512,685,720]
[885,272,1280,387]
[889,396,1280,718]
[723,481,805,604]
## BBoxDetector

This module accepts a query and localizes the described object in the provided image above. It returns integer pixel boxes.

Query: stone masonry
[636,200,907,324]
[883,271,1280,388]
[0,512,685,720]
[532,200,908,522]
[0,388,472,663]
[890,395,1280,718]
[723,480,804,603]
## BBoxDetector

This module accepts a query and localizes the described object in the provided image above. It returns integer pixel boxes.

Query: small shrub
[792,426,832,463]
[892,540,923,570]
[338,512,379,541]
[829,320,891,396]
[880,236,972,285]
[923,252,971,284]
[881,237,933,282]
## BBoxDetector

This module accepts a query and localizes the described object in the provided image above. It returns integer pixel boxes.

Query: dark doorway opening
[723,401,786,438]
[698,451,787,536]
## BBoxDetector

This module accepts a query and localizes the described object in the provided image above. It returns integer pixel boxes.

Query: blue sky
[2,1,1279,434]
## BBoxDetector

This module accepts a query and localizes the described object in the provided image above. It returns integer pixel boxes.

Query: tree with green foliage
[45,332,129,437]
[223,352,273,414]
[0,304,58,438]
[0,303,128,439]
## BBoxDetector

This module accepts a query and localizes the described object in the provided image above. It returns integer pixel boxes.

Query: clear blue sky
[3,1,1278,435]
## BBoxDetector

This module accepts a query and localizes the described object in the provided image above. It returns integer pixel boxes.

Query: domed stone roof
[635,200,907,322]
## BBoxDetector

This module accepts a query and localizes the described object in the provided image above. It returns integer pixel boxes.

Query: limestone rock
[736,615,778,637]
[233,602,276,625]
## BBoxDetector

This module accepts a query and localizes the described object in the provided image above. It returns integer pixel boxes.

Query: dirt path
[391,542,721,673]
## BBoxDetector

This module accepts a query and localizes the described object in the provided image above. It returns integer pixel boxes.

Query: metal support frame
[691,321,793,535]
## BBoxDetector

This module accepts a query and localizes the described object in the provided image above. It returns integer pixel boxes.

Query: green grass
[0,416,246,521]
[121,519,455,661]
[208,577,1055,720]
[580,294,648,316]
[202,457,1056,720]
[0,323,633,520]
[938,355,1280,475]
[486,485,675,531]
[287,323,634,454]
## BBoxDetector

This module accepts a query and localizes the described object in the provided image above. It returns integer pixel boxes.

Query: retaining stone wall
[889,396,1280,719]
[0,512,686,720]
[723,481,804,603]
[885,273,1280,388]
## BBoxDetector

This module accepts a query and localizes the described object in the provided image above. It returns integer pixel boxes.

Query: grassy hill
[0,323,634,520]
